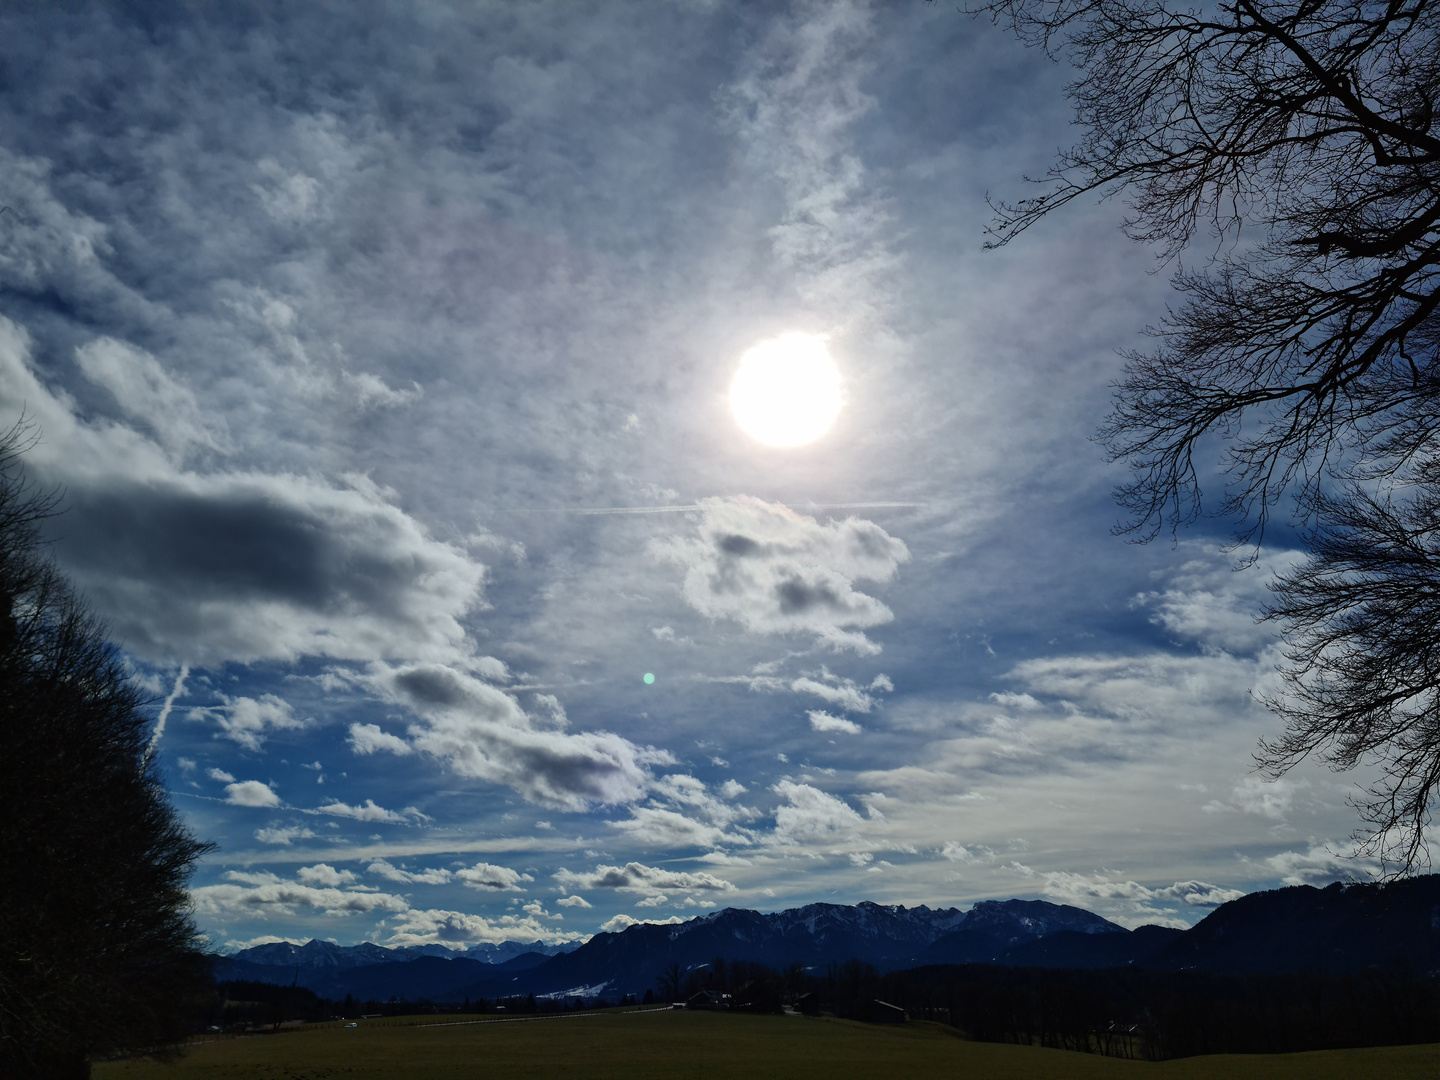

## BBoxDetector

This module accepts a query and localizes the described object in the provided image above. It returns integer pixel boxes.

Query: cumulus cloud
[1132,546,1302,656]
[455,862,534,891]
[296,863,356,887]
[225,780,280,807]
[808,710,861,734]
[363,661,674,812]
[556,895,592,908]
[208,768,236,783]
[367,859,453,885]
[651,496,908,655]
[772,780,863,843]
[553,861,737,894]
[792,670,878,712]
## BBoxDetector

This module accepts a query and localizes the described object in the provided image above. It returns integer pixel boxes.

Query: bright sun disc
[730,334,841,447]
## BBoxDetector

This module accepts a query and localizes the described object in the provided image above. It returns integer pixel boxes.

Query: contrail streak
[143,664,189,763]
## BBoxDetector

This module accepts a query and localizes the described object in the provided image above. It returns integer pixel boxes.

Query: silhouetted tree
[977,0,1440,870]
[0,421,214,1078]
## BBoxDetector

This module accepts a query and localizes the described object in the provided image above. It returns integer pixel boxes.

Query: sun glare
[730,334,841,447]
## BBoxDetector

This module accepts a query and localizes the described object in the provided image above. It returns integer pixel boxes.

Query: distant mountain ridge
[215,877,1440,1003]
[224,937,575,971]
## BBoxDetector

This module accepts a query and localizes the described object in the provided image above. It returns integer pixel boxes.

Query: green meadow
[95,1009,1440,1080]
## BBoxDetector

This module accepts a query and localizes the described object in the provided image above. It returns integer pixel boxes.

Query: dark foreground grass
[94,1009,1440,1080]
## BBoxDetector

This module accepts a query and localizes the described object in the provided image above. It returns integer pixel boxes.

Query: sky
[0,1,1381,953]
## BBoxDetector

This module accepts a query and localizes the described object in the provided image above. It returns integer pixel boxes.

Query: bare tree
[0,421,214,1079]
[1260,469,1440,872]
[975,0,1440,870]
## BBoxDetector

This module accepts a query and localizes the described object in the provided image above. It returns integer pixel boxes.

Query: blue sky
[0,1,1375,952]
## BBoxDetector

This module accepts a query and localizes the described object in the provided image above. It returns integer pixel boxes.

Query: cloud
[1264,844,1379,887]
[651,496,908,655]
[316,799,424,823]
[367,859,453,885]
[225,780,280,807]
[772,780,863,843]
[191,870,409,919]
[554,861,737,894]
[1153,881,1246,907]
[208,768,236,783]
[73,336,220,454]
[254,825,317,845]
[296,863,356,887]
[720,780,747,798]
[791,668,882,712]
[808,710,861,734]
[384,908,584,948]
[347,723,413,756]
[940,842,995,863]
[0,320,487,668]
[1132,547,1302,656]
[1230,776,1301,820]
[556,895,592,908]
[194,694,306,751]
[455,862,534,891]
[365,661,673,812]
[599,913,687,933]
[610,807,750,849]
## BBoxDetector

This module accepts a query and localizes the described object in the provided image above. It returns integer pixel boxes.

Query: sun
[730,334,841,447]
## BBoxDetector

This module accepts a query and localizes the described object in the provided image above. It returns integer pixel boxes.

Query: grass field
[94,1009,1440,1080]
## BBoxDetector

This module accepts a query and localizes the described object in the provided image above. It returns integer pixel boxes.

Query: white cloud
[599,913,686,933]
[347,723,412,756]
[208,767,236,783]
[364,661,674,812]
[1153,881,1246,907]
[455,862,534,891]
[720,780,747,798]
[554,861,737,894]
[556,895,592,908]
[1264,843,1379,887]
[635,894,669,907]
[367,859,453,885]
[296,863,357,887]
[940,842,995,863]
[651,496,908,655]
[225,780,280,807]
[772,780,863,844]
[191,871,409,919]
[808,710,861,734]
[0,320,488,668]
[196,694,306,751]
[254,825,317,845]
[792,671,876,712]
[74,336,220,454]
[1231,776,1301,820]
[317,799,424,823]
[385,907,583,948]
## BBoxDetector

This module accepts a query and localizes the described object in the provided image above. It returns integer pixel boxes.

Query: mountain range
[215,875,1440,1002]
